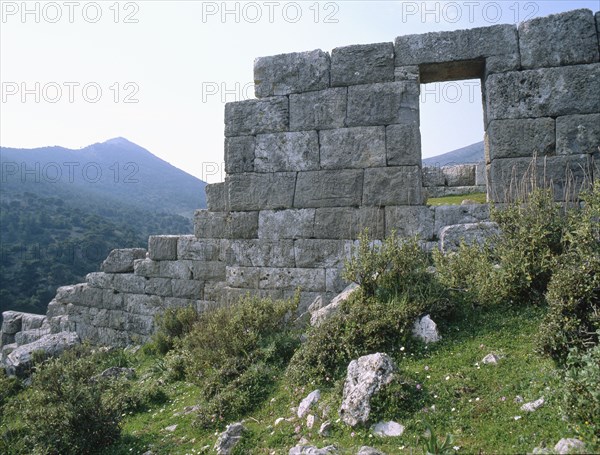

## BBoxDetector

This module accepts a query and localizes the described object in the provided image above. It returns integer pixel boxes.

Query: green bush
[181,294,299,428]
[148,305,200,354]
[0,369,21,414]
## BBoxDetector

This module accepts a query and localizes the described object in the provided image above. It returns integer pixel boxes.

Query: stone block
[194,210,259,239]
[347,81,419,127]
[214,286,285,305]
[422,166,445,187]
[254,49,330,97]
[254,131,319,172]
[107,310,127,331]
[394,65,420,82]
[21,313,47,331]
[133,259,160,277]
[385,206,435,240]
[225,97,288,137]
[177,236,221,261]
[101,248,146,273]
[258,267,326,292]
[148,235,179,261]
[433,204,490,236]
[171,279,204,299]
[159,261,193,280]
[225,136,255,174]
[124,294,163,316]
[220,239,295,267]
[485,64,600,122]
[283,290,335,314]
[476,162,487,187]
[294,170,364,208]
[289,87,347,131]
[86,272,114,289]
[519,9,599,69]
[126,313,154,336]
[99,290,125,311]
[556,114,600,155]
[362,166,424,206]
[294,239,354,268]
[258,209,315,240]
[226,266,261,288]
[205,182,229,212]
[442,164,476,187]
[395,24,519,80]
[320,127,386,169]
[325,267,350,294]
[440,222,500,252]
[386,124,421,166]
[313,207,384,239]
[487,118,556,160]
[112,274,147,294]
[1,311,22,334]
[189,261,226,281]
[145,278,172,297]
[227,172,296,211]
[331,42,394,86]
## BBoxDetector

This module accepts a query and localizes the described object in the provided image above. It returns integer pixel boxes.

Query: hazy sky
[1,0,598,183]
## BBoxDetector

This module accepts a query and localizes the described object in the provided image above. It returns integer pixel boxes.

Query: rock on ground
[554,438,586,454]
[482,353,500,364]
[214,422,245,455]
[371,421,405,437]
[412,315,440,343]
[298,389,321,418]
[311,283,359,327]
[521,397,545,412]
[357,447,386,455]
[339,353,396,427]
[289,445,338,455]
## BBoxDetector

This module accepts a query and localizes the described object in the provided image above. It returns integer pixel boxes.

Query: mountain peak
[103,137,136,146]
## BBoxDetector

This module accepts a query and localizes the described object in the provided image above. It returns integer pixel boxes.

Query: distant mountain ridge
[422,141,484,167]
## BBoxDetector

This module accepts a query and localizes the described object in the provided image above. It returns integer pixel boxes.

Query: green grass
[84,303,590,454]
[427,192,487,206]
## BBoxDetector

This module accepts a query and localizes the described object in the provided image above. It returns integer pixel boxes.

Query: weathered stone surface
[412,315,440,343]
[519,9,599,69]
[259,267,326,292]
[225,136,255,174]
[290,87,347,131]
[259,209,315,239]
[363,167,424,206]
[144,278,172,297]
[177,236,221,261]
[254,50,330,97]
[357,446,385,455]
[371,421,404,437]
[386,124,421,166]
[556,113,600,155]
[5,332,80,377]
[289,445,338,455]
[255,132,319,172]
[214,422,245,455]
[298,389,321,418]
[15,328,50,346]
[220,239,295,267]
[159,261,192,280]
[294,240,353,268]
[422,166,445,187]
[311,283,359,327]
[485,64,600,121]
[325,268,350,294]
[194,210,259,239]
[385,206,435,239]
[395,24,519,80]
[476,162,486,187]
[487,118,556,160]
[314,207,385,239]
[171,279,203,299]
[320,127,386,169]
[86,272,114,289]
[295,170,364,208]
[14,313,45,332]
[101,248,146,273]
[482,353,500,365]
[433,204,490,236]
[225,97,288,137]
[331,42,394,86]
[394,65,419,82]
[440,222,500,252]
[148,235,179,261]
[521,397,545,412]
[112,274,147,294]
[339,353,396,427]
[227,172,296,211]
[347,82,419,127]
[554,438,586,454]
[1,311,23,334]
[205,182,229,212]
[133,259,160,277]
[189,261,226,281]
[226,266,261,289]
[442,164,476,187]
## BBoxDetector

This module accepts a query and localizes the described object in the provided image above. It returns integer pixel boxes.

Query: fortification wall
[2,9,599,353]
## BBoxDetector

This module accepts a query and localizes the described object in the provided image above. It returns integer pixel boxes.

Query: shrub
[0,369,22,414]
[148,305,200,354]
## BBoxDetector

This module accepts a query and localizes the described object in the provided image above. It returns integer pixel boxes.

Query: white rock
[214,422,245,455]
[357,446,386,454]
[371,421,405,437]
[310,283,359,327]
[554,438,585,454]
[288,445,338,455]
[298,390,321,418]
[274,417,285,426]
[306,414,316,429]
[318,421,332,437]
[412,314,440,343]
[521,397,545,412]
[482,353,500,364]
[164,424,177,432]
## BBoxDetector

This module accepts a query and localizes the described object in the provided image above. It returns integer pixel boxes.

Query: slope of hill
[422,141,484,166]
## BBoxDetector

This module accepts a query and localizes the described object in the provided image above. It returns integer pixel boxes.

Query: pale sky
[1,1,598,183]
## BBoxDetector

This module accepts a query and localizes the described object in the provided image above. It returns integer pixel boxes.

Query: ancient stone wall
[2,9,599,353]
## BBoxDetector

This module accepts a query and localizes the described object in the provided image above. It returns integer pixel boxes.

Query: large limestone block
[158,261,192,280]
[205,182,229,212]
[314,207,385,240]
[421,166,445,187]
[101,248,146,273]
[386,124,421,166]
[226,266,261,289]
[20,313,47,331]
[15,328,51,347]
[362,166,424,206]
[1,311,23,334]
[485,64,600,122]
[220,239,295,267]
[194,210,259,239]
[258,209,315,240]
[189,261,226,282]
[519,9,599,69]
[225,136,255,174]
[177,236,221,261]
[126,313,155,336]
[433,204,490,235]
[325,267,350,294]
[385,206,435,239]
[347,81,419,127]
[487,118,556,160]
[254,49,330,97]
[144,278,172,297]
[86,272,115,289]
[440,222,501,252]
[294,170,363,208]
[133,259,160,277]
[556,113,600,155]
[293,239,353,268]
[227,172,296,211]
[112,274,147,294]
[124,294,163,316]
[331,42,394,86]
[171,279,204,299]
[289,87,347,131]
[442,164,476,187]
[254,132,319,172]
[225,97,288,137]
[148,235,179,261]
[258,267,326,292]
[320,127,386,170]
